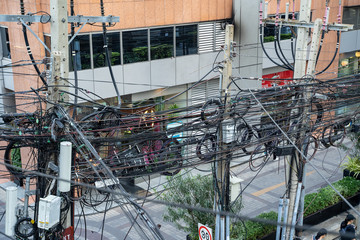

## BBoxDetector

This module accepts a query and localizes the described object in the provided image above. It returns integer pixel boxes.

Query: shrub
[342,156,360,178]
[231,211,278,240]
[304,177,360,216]
[236,177,360,239]
[162,176,360,239]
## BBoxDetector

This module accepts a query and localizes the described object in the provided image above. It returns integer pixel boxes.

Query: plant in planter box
[304,177,360,216]
[342,156,360,179]
[231,211,278,240]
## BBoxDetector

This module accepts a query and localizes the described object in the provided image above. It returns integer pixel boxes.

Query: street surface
[0,139,351,239]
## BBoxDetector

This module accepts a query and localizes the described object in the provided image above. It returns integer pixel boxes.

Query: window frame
[149,26,175,60]
[122,28,150,64]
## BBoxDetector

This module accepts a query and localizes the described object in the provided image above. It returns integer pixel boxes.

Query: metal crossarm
[0,14,119,23]
[263,18,353,31]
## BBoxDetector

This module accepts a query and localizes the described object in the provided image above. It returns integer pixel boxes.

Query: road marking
[251,170,315,197]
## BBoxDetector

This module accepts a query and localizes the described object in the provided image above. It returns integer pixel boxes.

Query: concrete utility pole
[262,1,352,239]
[285,1,312,238]
[0,5,119,239]
[48,0,69,108]
[215,24,234,240]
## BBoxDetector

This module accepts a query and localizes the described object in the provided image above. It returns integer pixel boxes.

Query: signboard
[198,223,212,240]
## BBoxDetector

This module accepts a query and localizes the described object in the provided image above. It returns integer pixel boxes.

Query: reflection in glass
[176,25,198,56]
[343,7,360,30]
[92,32,120,68]
[150,27,173,60]
[69,35,91,71]
[123,30,148,64]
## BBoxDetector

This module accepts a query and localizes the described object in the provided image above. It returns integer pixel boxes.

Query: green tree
[160,174,242,239]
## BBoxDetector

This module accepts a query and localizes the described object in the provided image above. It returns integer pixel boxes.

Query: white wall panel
[175,55,200,85]
[340,30,358,54]
[93,65,124,100]
[199,52,223,81]
[150,58,176,89]
[123,62,151,95]
[69,69,94,103]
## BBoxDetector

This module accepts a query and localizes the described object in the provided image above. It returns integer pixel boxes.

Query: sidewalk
[301,209,359,240]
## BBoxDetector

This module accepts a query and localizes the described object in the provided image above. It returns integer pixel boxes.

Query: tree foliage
[160,174,242,239]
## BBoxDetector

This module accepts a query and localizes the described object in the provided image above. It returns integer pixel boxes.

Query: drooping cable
[316,31,340,75]
[274,0,294,70]
[315,2,330,66]
[259,0,292,70]
[290,0,296,61]
[99,0,121,107]
[19,0,47,87]
[70,0,79,118]
[316,0,341,75]
[275,27,294,70]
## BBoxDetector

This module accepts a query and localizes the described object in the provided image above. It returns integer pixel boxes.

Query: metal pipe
[5,186,17,237]
[215,213,220,240]
[221,216,225,240]
[226,215,230,240]
[24,176,30,217]
[276,198,284,240]
[281,199,289,240]
[290,183,303,239]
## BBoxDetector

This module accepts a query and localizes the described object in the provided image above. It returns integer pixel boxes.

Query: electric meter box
[37,195,61,230]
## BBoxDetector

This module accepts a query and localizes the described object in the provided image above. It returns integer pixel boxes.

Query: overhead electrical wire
[19,0,48,87]
[99,0,121,107]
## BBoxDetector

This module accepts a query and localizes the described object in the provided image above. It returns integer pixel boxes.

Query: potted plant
[342,156,360,180]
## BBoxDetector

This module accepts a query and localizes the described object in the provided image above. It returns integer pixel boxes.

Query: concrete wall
[340,30,360,54]
[68,51,223,100]
[232,0,262,89]
[0,0,233,109]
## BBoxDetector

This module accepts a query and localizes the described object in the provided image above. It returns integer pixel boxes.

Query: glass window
[69,35,91,71]
[176,25,198,56]
[150,27,174,60]
[0,27,11,59]
[263,13,298,42]
[123,30,148,64]
[92,32,120,68]
[343,7,360,30]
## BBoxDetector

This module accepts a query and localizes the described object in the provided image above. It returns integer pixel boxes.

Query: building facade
[0,0,262,112]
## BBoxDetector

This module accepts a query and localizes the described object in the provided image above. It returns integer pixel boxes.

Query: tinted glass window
[0,27,11,59]
[92,32,120,68]
[343,7,360,30]
[123,30,148,64]
[176,25,198,56]
[69,35,91,71]
[150,27,173,60]
[264,13,298,42]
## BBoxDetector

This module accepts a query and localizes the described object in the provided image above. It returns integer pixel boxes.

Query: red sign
[198,224,212,240]
[262,70,294,88]
[63,226,74,240]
